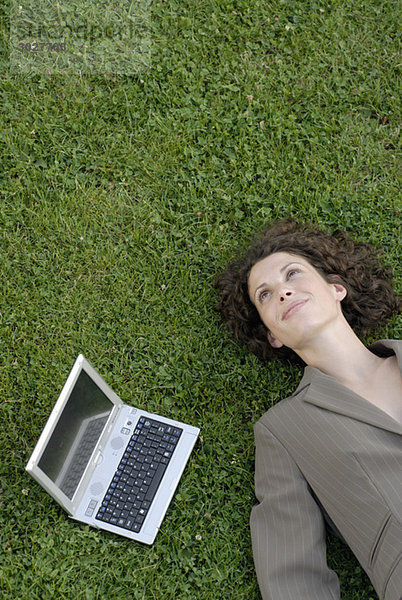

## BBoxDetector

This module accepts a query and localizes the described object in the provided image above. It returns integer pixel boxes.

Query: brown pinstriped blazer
[250,339,402,600]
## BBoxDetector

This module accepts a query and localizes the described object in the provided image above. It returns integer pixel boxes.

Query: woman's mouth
[282,300,308,320]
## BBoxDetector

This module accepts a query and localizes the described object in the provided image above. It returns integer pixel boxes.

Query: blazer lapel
[295,339,402,436]
[302,368,402,435]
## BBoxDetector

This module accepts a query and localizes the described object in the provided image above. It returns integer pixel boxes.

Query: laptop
[26,354,200,544]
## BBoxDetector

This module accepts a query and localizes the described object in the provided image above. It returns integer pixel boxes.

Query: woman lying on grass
[215,219,401,600]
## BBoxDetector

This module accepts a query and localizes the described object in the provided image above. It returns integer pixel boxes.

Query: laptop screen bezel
[25,354,123,515]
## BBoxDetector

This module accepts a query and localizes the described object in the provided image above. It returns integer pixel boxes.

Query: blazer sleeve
[250,421,340,600]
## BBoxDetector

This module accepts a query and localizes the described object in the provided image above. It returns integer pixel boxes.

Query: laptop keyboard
[95,416,182,533]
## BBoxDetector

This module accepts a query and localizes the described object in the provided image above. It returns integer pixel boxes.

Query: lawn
[0,0,400,598]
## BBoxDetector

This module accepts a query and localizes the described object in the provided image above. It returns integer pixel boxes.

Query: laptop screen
[37,369,113,499]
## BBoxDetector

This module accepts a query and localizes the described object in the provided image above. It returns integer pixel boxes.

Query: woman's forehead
[248,252,313,293]
[250,251,309,277]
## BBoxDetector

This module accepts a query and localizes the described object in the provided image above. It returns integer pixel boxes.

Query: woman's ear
[328,274,347,302]
[333,282,347,301]
[267,331,283,348]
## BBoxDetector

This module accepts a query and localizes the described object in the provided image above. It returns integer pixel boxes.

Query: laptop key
[125,517,134,528]
[144,463,166,502]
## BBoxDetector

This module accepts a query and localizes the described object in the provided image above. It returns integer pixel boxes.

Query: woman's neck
[295,321,384,387]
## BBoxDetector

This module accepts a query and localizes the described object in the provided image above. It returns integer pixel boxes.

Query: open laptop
[26,354,200,544]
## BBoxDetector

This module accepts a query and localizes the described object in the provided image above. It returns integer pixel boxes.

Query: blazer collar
[295,340,402,435]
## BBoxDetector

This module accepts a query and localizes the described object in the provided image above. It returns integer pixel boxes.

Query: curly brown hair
[215,219,400,362]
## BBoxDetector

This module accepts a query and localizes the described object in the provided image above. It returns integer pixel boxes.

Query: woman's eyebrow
[254,282,269,297]
[280,261,301,273]
[252,263,302,300]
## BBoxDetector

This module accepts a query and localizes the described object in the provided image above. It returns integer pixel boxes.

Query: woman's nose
[279,290,293,302]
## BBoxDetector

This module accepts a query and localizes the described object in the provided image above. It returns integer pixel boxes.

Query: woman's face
[248,251,346,351]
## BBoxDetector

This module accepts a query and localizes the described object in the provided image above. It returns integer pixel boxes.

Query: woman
[215,219,401,600]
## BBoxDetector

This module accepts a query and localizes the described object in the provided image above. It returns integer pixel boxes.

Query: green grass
[0,0,400,598]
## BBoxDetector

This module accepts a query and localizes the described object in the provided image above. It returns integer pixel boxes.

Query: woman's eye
[287,269,299,279]
[258,290,270,302]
